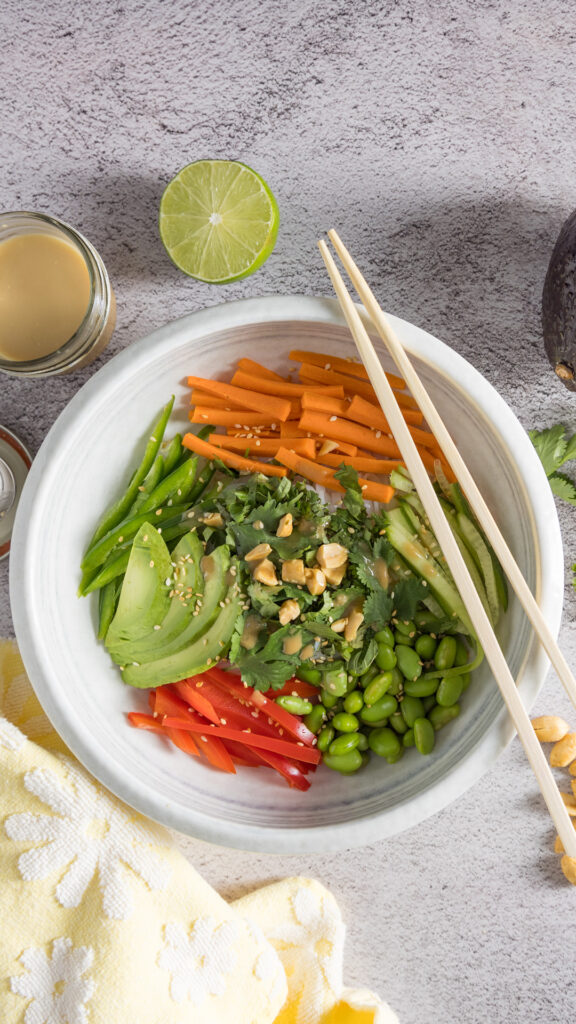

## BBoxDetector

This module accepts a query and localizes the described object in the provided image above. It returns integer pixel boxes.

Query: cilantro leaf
[549,472,576,505]
[529,425,568,476]
[363,588,393,627]
[334,464,366,519]
[392,577,428,619]
[235,654,296,691]
[562,432,576,465]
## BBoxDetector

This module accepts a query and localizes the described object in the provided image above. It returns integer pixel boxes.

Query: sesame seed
[154,624,161,630]
[143,534,149,542]
[118,535,124,543]
[324,363,331,370]
[155,509,163,516]
[375,430,382,439]
[149,560,155,567]
[329,415,337,422]
[165,577,172,586]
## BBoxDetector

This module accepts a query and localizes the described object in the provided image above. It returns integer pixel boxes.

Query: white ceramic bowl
[10,296,563,852]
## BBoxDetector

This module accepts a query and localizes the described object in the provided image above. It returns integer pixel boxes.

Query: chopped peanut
[550,733,576,768]
[282,559,307,585]
[560,791,576,816]
[531,715,570,743]
[305,567,326,596]
[316,543,349,570]
[345,608,364,642]
[201,512,224,528]
[324,563,348,586]
[253,558,278,586]
[330,617,348,633]
[318,439,340,456]
[572,779,576,798]
[245,542,273,563]
[561,855,576,885]
[554,818,576,854]
[279,598,300,625]
[276,513,293,537]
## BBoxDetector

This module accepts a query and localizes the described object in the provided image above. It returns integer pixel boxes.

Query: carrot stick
[276,447,395,503]
[298,410,401,457]
[316,437,358,456]
[191,408,280,427]
[289,349,406,390]
[303,388,423,426]
[187,376,292,421]
[300,393,350,416]
[231,369,346,399]
[183,432,287,477]
[189,390,232,409]
[298,362,420,410]
[236,358,287,381]
[209,434,317,459]
[317,452,404,473]
[347,394,439,452]
[278,422,356,454]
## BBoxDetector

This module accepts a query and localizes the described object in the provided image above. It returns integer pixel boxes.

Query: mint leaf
[549,473,576,505]
[529,425,567,476]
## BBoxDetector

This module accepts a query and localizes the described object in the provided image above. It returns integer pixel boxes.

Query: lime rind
[159,160,279,284]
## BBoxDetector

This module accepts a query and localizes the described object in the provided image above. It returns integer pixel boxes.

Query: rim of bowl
[9,295,564,852]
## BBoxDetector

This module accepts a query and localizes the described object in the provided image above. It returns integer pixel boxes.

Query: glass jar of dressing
[0,211,116,377]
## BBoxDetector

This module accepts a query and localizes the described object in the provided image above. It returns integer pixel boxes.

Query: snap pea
[97,580,119,640]
[322,749,363,773]
[296,666,322,685]
[403,675,439,698]
[304,704,326,734]
[360,695,398,723]
[80,503,190,579]
[369,727,402,760]
[139,456,198,514]
[276,695,313,715]
[436,677,463,708]
[130,454,165,513]
[160,433,183,476]
[374,627,394,646]
[428,704,461,730]
[400,694,425,728]
[85,396,174,550]
[186,463,216,504]
[364,672,393,706]
[317,726,335,752]
[403,728,416,748]
[375,644,397,671]
[394,629,415,647]
[415,634,437,660]
[414,717,436,755]
[388,711,408,734]
[82,519,195,595]
[434,636,457,671]
[329,733,361,756]
[395,645,422,682]
[343,690,364,714]
[332,712,359,733]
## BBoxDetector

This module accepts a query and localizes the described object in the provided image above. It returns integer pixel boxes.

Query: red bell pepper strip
[205,667,317,747]
[223,739,266,767]
[174,679,221,725]
[127,712,166,733]
[270,677,320,700]
[251,748,311,790]
[153,687,192,719]
[161,714,321,764]
[165,727,200,756]
[194,732,236,773]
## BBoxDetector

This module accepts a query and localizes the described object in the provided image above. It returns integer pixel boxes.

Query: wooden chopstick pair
[319,230,576,859]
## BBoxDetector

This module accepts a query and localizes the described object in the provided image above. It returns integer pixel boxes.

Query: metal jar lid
[0,425,32,560]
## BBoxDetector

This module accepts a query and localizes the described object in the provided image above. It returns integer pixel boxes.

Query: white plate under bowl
[10,296,563,853]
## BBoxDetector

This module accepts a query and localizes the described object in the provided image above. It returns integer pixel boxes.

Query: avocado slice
[105,524,172,651]
[106,531,204,664]
[122,582,242,688]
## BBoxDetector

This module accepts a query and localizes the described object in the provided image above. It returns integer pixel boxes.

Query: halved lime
[159,160,279,284]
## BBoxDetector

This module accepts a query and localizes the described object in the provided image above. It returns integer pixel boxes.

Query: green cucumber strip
[444,514,494,627]
[456,513,501,625]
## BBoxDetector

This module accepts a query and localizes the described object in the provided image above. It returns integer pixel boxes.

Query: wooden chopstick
[318,236,576,858]
[328,227,576,715]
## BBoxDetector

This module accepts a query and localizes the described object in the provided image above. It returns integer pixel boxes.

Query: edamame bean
[394,619,417,638]
[422,695,437,713]
[322,692,339,709]
[454,638,469,667]
[428,704,461,730]
[403,728,416,747]
[434,636,457,672]
[414,717,436,755]
[329,732,361,756]
[322,749,363,773]
[400,694,425,728]
[360,695,398,723]
[296,666,322,684]
[304,704,326,734]
[374,626,394,646]
[344,690,364,714]
[414,609,443,631]
[332,712,360,733]
[389,711,408,734]
[359,664,379,689]
[386,744,405,763]
[364,672,393,706]
[415,634,437,660]
[403,675,439,698]
[275,695,313,715]
[376,644,397,671]
[396,645,423,682]
[386,667,404,696]
[356,732,369,751]
[321,663,348,696]
[369,727,402,760]
[317,726,335,751]
[436,676,464,708]
[394,629,415,647]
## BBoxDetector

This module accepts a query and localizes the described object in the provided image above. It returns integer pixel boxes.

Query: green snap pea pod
[322,749,363,773]
[343,690,364,714]
[296,666,322,685]
[275,695,313,715]
[403,675,439,698]
[428,704,461,730]
[403,728,416,747]
[329,732,361,756]
[395,645,422,682]
[394,619,417,638]
[369,727,402,760]
[97,580,119,640]
[80,504,190,582]
[375,643,397,671]
[187,463,217,504]
[414,717,436,755]
[304,704,326,734]
[332,712,360,733]
[130,454,165,514]
[388,711,408,734]
[364,672,394,706]
[436,677,463,708]
[82,519,195,595]
[434,636,457,672]
[400,694,425,728]
[394,629,415,647]
[139,456,198,514]
[374,626,394,646]
[321,663,348,697]
[356,732,369,751]
[161,433,183,476]
[317,726,335,752]
[86,397,174,550]
[360,695,398,723]
[415,634,437,660]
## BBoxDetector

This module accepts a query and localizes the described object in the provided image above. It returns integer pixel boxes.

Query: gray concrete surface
[2,1,576,1021]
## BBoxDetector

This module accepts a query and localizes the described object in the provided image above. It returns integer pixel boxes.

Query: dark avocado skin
[543,209,576,391]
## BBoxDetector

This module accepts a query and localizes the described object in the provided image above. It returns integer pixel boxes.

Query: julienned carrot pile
[184,350,452,499]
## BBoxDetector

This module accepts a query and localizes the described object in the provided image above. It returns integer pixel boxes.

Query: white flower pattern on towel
[10,936,94,1024]
[0,715,27,752]
[158,917,239,1005]
[5,759,171,919]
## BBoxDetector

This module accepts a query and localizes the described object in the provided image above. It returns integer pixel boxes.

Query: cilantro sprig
[529,424,576,505]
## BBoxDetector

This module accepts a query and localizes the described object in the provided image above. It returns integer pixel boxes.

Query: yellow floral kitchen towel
[0,641,398,1024]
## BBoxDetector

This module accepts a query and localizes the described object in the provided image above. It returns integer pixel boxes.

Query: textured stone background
[2,1,576,1020]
